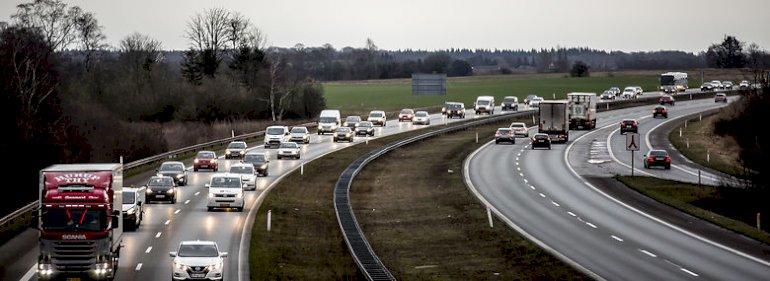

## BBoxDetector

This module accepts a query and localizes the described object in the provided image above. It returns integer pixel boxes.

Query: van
[474,96,495,115]
[318,109,341,135]
[263,126,289,148]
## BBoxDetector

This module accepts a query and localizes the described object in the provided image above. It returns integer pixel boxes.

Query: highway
[1,107,513,281]
[465,97,770,280]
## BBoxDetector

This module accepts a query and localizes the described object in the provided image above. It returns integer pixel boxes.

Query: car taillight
[194,159,199,163]
[665,156,671,162]
[647,156,654,162]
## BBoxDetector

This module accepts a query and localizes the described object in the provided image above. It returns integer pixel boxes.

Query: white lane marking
[184,200,190,204]
[515,162,519,166]
[611,235,624,242]
[523,179,528,183]
[680,268,699,277]
[551,201,560,207]
[155,232,162,238]
[20,264,35,281]
[586,222,597,229]
[517,167,521,171]
[567,211,576,217]
[174,209,181,214]
[164,220,171,225]
[194,191,200,196]
[638,249,657,258]
[539,193,546,198]
[145,246,153,254]
[518,173,524,177]
[135,263,143,271]
[529,185,536,190]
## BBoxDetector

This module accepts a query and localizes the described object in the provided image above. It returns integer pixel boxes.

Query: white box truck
[567,92,597,130]
[538,100,570,143]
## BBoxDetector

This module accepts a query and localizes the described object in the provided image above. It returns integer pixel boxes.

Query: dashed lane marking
[155,232,162,238]
[611,235,624,242]
[135,263,143,271]
[639,249,657,258]
[145,247,153,254]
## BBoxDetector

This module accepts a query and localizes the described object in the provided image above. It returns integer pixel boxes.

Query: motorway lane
[467,99,770,280]
[8,105,521,281]
[606,97,738,185]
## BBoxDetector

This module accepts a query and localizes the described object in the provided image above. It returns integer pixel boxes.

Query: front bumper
[207,196,244,208]
[172,267,223,281]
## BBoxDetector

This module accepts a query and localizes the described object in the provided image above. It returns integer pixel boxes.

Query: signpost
[626,133,640,176]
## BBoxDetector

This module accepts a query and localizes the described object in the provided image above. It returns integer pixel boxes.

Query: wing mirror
[169,252,177,257]
[204,183,211,188]
[220,252,228,258]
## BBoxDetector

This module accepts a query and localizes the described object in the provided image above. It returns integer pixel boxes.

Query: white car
[633,86,643,95]
[529,97,543,108]
[206,174,244,211]
[170,241,226,281]
[229,163,257,191]
[710,80,723,89]
[289,126,310,144]
[263,126,289,148]
[122,187,145,230]
[509,122,528,137]
[367,110,386,126]
[277,142,301,160]
[225,141,247,159]
[412,111,431,125]
[475,96,495,114]
[621,87,637,99]
[722,81,734,89]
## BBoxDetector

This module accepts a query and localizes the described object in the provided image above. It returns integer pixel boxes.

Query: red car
[659,95,675,106]
[643,149,671,169]
[620,119,638,134]
[193,150,218,172]
[653,106,668,118]
[398,108,414,122]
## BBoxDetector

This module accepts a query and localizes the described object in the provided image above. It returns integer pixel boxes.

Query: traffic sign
[626,133,640,151]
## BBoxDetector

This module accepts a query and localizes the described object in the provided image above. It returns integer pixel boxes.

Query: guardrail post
[120,156,123,165]
[300,163,304,176]
[698,170,701,186]
[267,210,272,231]
[487,207,494,228]
[475,132,479,143]
[686,138,690,148]
[706,150,710,163]
[606,103,609,110]
[231,130,235,138]
[758,213,761,230]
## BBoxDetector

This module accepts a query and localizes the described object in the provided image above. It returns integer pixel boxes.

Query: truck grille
[51,240,97,271]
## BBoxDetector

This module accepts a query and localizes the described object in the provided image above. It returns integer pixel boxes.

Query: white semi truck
[567,92,597,130]
[538,100,570,143]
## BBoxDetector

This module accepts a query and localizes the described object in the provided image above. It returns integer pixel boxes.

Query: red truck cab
[38,164,123,281]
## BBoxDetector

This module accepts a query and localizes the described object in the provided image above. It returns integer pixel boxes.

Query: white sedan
[412,111,431,125]
[277,142,301,160]
[289,126,310,144]
[170,241,226,281]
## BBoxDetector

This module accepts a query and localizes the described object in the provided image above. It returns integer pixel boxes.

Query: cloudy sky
[1,0,768,52]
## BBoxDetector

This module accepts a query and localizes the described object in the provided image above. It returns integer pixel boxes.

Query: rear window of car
[415,112,429,117]
[650,150,667,157]
[622,120,636,125]
[510,123,525,128]
[280,142,298,149]
[291,127,308,133]
[337,127,350,132]
[244,154,265,162]
[535,134,548,139]
[358,122,372,127]
[400,109,413,114]
[230,166,254,174]
[196,151,215,159]
[160,163,184,171]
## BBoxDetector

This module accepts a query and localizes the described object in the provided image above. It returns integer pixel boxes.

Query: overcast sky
[1,0,769,52]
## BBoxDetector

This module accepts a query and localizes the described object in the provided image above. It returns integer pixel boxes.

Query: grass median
[668,113,744,177]
[617,176,770,245]
[349,118,587,279]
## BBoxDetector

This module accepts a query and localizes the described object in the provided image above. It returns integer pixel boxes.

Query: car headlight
[146,189,153,194]
[236,193,243,198]
[260,164,267,169]
[208,192,215,198]
[210,261,222,271]
[226,150,231,154]
[174,261,186,271]
[167,188,174,194]
[176,174,184,179]
[126,207,135,215]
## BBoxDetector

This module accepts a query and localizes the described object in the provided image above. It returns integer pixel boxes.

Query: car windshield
[178,244,219,257]
[319,116,337,123]
[624,89,634,92]
[401,109,413,114]
[197,152,215,159]
[160,163,184,172]
[230,166,254,174]
[267,128,285,135]
[415,112,429,117]
[228,142,246,149]
[346,116,360,122]
[211,177,241,188]
[148,177,173,186]
[358,122,372,127]
[503,98,516,103]
[244,154,266,163]
[369,112,383,117]
[650,150,667,157]
[123,191,135,204]
[280,142,298,148]
[527,95,537,99]
[477,100,490,105]
[291,127,307,133]
[510,123,525,128]
[337,128,350,132]
[42,209,108,232]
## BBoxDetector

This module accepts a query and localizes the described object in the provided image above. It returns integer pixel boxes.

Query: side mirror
[643,154,647,157]
[242,184,248,189]
[220,252,228,258]
[169,252,177,257]
[204,184,210,188]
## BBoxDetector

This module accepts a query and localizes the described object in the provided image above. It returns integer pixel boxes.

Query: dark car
[653,106,668,118]
[145,176,176,203]
[158,161,187,186]
[355,121,375,136]
[446,102,466,118]
[343,116,361,128]
[495,128,515,144]
[700,83,715,91]
[531,133,551,150]
[714,93,727,103]
[242,152,269,176]
[501,96,519,111]
[643,149,671,169]
[193,151,218,172]
[620,119,638,134]
[659,95,675,106]
[334,127,354,142]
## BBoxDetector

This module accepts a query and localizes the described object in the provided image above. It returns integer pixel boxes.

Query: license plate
[222,203,230,207]
[626,125,631,128]
[191,273,205,278]
[66,278,81,281]
[156,195,165,198]
[655,157,664,160]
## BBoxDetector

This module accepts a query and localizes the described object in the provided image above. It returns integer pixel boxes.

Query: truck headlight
[146,189,153,194]
[126,208,135,215]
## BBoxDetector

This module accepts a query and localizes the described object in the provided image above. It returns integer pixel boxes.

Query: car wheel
[207,207,214,212]
[665,164,671,170]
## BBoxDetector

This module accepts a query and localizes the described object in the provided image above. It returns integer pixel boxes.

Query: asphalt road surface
[466,97,770,280]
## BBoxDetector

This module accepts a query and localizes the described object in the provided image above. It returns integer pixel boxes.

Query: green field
[323,72,663,114]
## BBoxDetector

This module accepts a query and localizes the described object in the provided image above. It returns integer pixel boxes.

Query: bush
[570,61,590,77]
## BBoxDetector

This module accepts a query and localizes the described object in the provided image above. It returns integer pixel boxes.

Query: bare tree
[185,8,230,53]
[11,0,82,51]
[226,12,251,49]
[119,32,163,72]
[243,27,267,50]
[74,11,105,70]
[0,22,8,30]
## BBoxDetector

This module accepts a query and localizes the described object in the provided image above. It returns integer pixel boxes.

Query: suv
[170,241,227,281]
[509,122,528,137]
[531,133,551,150]
[446,103,466,118]
[158,161,187,186]
[620,119,638,134]
[715,93,727,103]
[206,174,244,211]
[145,176,177,203]
[600,90,615,100]
[399,109,414,122]
[225,141,247,159]
[495,128,515,144]
[193,151,218,172]
[659,95,675,106]
[242,152,269,176]
[501,96,519,111]
[264,126,289,148]
[355,121,375,136]
[334,127,354,142]
[653,105,668,118]
[289,126,310,144]
[643,149,671,169]
[367,110,386,126]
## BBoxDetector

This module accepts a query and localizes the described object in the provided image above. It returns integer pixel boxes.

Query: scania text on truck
[567,92,597,130]
[538,100,570,143]
[318,109,341,135]
[38,164,124,280]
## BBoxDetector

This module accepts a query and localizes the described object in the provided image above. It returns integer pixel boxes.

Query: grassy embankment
[617,176,770,245]
[351,119,587,279]
[668,111,744,177]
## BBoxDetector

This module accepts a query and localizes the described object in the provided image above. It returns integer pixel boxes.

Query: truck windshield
[660,75,675,85]
[123,192,135,204]
[319,117,337,123]
[211,177,241,188]
[42,209,108,232]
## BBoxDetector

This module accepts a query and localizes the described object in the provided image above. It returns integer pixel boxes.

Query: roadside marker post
[699,114,702,121]
[679,127,682,137]
[487,207,494,228]
[300,163,304,175]
[119,156,123,165]
[707,150,710,163]
[267,210,272,231]
[231,130,235,138]
[626,133,640,176]
[698,170,701,186]
[758,213,762,230]
[475,132,479,143]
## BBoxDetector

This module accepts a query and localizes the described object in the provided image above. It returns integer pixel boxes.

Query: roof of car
[230,163,253,168]
[534,133,548,136]
[161,161,184,165]
[180,240,217,246]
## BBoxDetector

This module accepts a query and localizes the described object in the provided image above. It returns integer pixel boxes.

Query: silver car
[289,126,310,144]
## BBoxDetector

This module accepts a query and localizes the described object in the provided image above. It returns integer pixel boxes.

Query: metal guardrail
[0,122,317,230]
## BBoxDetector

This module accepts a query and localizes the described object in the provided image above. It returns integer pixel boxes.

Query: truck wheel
[194,168,198,172]
[207,207,214,212]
